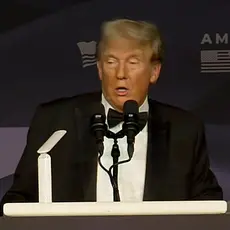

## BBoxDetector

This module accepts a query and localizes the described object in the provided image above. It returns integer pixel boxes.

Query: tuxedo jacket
[0,92,223,215]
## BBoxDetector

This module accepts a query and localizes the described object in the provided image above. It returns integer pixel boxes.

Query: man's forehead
[100,38,153,59]
[103,48,145,57]
[104,38,150,51]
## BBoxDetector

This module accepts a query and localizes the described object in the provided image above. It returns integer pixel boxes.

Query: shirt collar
[101,93,149,117]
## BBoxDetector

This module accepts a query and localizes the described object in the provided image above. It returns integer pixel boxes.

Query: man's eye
[107,60,116,64]
[129,59,139,64]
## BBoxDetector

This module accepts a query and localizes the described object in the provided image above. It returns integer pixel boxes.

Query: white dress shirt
[96,94,149,202]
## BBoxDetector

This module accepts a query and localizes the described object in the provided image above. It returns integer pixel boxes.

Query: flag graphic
[201,50,230,73]
[77,41,97,68]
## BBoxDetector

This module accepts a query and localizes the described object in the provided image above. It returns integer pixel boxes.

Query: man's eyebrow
[104,54,117,58]
[104,53,143,58]
[128,54,142,58]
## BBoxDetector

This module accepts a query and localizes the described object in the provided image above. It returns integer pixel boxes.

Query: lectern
[2,200,229,216]
[0,201,230,230]
[1,132,229,229]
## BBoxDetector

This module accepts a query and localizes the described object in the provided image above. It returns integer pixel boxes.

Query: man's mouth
[115,87,129,96]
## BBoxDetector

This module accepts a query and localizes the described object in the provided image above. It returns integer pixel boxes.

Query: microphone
[122,100,140,159]
[90,103,121,201]
[37,130,67,203]
[90,103,107,155]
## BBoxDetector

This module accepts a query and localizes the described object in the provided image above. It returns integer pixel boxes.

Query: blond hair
[97,18,164,63]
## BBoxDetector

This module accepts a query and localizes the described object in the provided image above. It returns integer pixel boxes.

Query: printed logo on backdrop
[77,41,97,68]
[200,33,230,73]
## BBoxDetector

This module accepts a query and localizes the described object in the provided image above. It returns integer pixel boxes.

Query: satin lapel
[143,100,171,201]
[74,92,101,201]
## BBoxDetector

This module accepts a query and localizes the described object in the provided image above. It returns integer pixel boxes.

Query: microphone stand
[90,108,124,202]
[105,130,125,202]
[97,129,131,202]
[111,136,120,201]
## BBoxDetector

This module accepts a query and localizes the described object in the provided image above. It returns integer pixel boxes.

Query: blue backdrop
[0,0,230,200]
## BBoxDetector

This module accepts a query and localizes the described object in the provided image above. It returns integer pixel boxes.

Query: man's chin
[105,94,137,111]
[113,96,135,111]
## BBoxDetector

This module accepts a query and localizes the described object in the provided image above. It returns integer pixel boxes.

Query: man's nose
[116,63,127,79]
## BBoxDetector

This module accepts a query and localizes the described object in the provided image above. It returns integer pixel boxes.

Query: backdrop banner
[0,0,230,200]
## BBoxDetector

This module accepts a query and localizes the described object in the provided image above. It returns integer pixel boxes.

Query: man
[0,19,223,215]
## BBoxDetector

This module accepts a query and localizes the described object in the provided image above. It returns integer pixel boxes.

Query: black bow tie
[107,108,148,130]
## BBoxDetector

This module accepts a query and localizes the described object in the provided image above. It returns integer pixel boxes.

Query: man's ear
[97,61,102,80]
[150,63,161,84]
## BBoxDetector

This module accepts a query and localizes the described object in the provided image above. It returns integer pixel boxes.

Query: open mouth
[115,87,129,96]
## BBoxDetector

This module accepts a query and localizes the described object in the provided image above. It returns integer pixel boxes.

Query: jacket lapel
[143,100,171,201]
[74,92,102,202]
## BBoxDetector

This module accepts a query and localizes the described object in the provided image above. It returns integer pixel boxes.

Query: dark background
[0,0,230,200]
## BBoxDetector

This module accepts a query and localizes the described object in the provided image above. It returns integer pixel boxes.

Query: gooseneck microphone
[90,101,143,202]
[122,100,140,159]
[90,103,107,155]
[90,103,121,201]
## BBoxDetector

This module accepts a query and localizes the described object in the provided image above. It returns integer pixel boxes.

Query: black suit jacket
[0,92,223,215]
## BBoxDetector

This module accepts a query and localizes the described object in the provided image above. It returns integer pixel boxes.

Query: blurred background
[0,0,230,200]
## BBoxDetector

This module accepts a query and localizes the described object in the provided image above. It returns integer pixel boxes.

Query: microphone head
[123,100,139,115]
[89,103,106,154]
[90,103,106,125]
[90,103,107,140]
[122,100,139,159]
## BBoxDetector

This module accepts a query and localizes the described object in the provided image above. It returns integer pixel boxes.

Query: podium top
[3,201,229,217]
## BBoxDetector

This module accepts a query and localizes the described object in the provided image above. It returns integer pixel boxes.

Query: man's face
[97,38,161,112]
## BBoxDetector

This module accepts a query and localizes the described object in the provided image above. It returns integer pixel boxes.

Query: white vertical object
[38,153,52,203]
[37,130,67,203]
